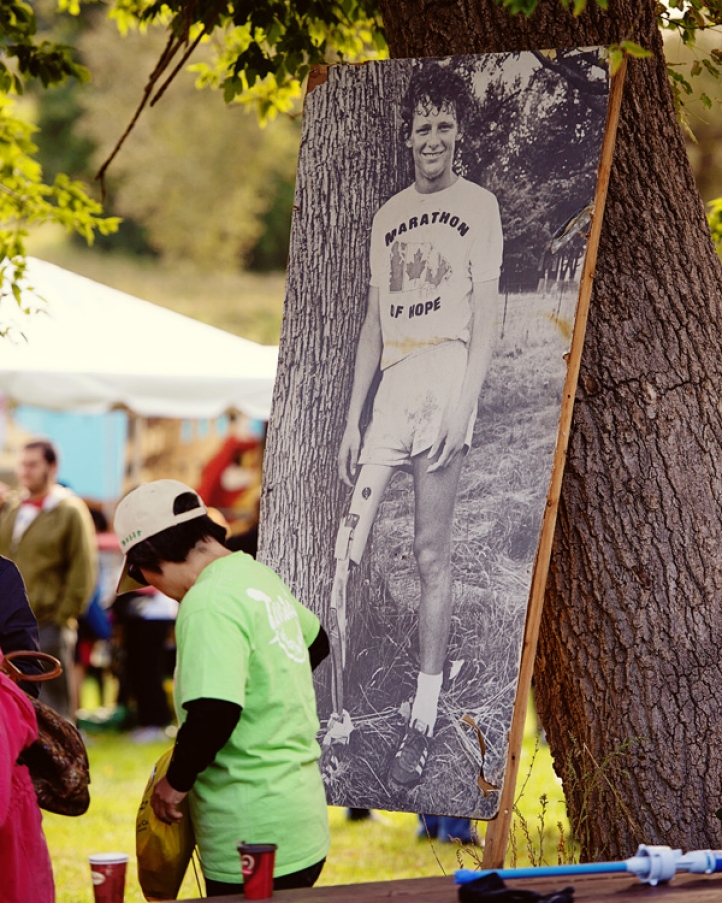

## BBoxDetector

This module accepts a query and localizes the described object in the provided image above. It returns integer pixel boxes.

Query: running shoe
[389,718,431,787]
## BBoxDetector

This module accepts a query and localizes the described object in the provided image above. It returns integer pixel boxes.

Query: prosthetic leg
[324,464,393,747]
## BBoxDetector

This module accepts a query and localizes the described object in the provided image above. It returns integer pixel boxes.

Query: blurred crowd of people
[0,436,265,899]
[0,439,176,742]
[0,437,475,903]
[0,435,265,742]
[0,439,260,903]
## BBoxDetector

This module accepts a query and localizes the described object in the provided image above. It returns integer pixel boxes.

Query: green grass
[43,699,567,902]
[22,239,570,898]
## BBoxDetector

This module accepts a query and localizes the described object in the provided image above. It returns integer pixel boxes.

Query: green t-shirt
[174,551,330,883]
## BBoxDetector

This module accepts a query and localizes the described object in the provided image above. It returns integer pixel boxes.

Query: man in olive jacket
[0,440,97,720]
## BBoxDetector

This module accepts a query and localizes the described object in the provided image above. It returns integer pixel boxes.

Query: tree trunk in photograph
[378,0,722,859]
[261,63,410,703]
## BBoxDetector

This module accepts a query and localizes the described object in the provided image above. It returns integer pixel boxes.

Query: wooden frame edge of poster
[481,56,628,869]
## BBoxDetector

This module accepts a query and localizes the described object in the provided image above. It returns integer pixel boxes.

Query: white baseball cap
[114,479,207,594]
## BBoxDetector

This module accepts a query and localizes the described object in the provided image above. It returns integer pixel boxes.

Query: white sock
[410,671,443,735]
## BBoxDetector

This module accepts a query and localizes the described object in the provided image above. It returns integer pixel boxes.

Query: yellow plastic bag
[136,748,196,902]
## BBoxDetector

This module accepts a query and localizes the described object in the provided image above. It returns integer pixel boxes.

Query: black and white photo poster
[260,49,612,818]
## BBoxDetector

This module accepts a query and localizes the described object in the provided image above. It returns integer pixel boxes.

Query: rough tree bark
[377,0,722,859]
[260,63,410,710]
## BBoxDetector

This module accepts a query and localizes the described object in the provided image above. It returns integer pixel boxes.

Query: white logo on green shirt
[247,587,307,663]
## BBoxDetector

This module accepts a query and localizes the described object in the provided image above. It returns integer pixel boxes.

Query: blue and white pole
[455,845,722,888]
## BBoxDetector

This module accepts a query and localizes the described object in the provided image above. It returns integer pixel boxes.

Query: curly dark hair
[400,62,472,141]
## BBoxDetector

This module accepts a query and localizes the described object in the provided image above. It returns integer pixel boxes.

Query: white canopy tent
[0,257,278,421]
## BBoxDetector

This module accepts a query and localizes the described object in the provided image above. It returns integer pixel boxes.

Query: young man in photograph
[114,480,330,895]
[331,62,504,788]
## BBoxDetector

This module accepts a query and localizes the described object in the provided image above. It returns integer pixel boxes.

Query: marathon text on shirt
[385,211,470,247]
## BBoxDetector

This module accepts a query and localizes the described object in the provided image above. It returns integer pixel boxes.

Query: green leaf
[498,0,540,15]
[223,75,243,102]
[667,67,694,95]
[618,40,653,60]
[0,64,13,93]
[608,48,624,75]
[708,197,722,250]
[267,18,283,46]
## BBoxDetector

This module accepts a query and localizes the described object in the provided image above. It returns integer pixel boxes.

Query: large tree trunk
[378,0,722,859]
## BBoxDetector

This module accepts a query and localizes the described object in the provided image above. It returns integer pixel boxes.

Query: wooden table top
[180,870,722,903]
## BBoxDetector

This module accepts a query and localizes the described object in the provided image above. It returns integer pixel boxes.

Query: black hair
[126,491,227,575]
[400,63,472,142]
[23,439,58,467]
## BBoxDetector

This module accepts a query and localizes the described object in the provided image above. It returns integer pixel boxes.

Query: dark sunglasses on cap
[127,562,149,587]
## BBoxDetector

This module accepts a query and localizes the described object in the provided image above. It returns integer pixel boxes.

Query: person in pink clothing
[0,651,55,903]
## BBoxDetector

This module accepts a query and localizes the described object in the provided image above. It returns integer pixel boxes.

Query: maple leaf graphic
[405,247,426,282]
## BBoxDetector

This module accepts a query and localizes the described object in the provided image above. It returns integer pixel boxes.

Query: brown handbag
[1,650,91,817]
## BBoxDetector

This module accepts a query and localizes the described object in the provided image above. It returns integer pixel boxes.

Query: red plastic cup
[237,842,277,899]
[89,853,129,903]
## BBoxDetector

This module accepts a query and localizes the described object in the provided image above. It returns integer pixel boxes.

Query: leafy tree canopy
[91,0,387,186]
[76,19,302,268]
[0,0,119,321]
[3,0,722,315]
[86,0,722,255]
[96,0,722,118]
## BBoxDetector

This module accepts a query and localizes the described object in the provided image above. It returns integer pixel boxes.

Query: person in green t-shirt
[114,479,330,896]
